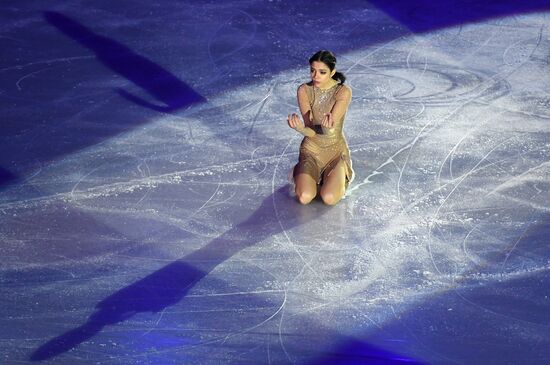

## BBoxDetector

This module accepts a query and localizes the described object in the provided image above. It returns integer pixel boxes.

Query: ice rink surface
[1,1,550,364]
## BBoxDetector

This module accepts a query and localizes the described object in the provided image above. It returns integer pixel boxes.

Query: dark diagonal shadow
[30,187,328,361]
[43,11,205,112]
[369,0,550,33]
[304,337,427,365]
[1,11,208,191]
[0,167,17,187]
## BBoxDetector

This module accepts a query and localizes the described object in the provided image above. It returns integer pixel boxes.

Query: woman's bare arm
[321,85,352,128]
[294,84,316,137]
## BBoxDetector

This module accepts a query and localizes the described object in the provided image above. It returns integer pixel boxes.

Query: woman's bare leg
[295,173,317,205]
[320,160,346,205]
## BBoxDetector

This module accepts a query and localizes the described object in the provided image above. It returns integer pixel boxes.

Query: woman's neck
[316,80,338,90]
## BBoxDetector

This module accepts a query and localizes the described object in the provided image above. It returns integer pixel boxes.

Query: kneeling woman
[287,50,354,205]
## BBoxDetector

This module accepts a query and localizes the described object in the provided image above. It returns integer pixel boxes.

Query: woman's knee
[295,173,316,205]
[296,189,315,205]
[320,192,340,205]
[320,186,344,205]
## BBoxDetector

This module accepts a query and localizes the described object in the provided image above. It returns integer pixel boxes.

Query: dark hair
[309,50,346,84]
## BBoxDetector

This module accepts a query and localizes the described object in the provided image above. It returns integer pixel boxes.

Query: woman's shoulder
[338,83,351,93]
[298,81,314,91]
[336,83,352,99]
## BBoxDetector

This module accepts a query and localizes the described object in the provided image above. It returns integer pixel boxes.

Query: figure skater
[287,50,354,205]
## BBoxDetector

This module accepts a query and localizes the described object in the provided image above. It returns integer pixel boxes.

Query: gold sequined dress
[293,82,354,187]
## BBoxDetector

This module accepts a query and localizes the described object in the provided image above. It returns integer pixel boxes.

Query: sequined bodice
[305,82,346,139]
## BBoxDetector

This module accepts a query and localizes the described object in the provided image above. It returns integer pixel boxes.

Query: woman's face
[310,61,334,88]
